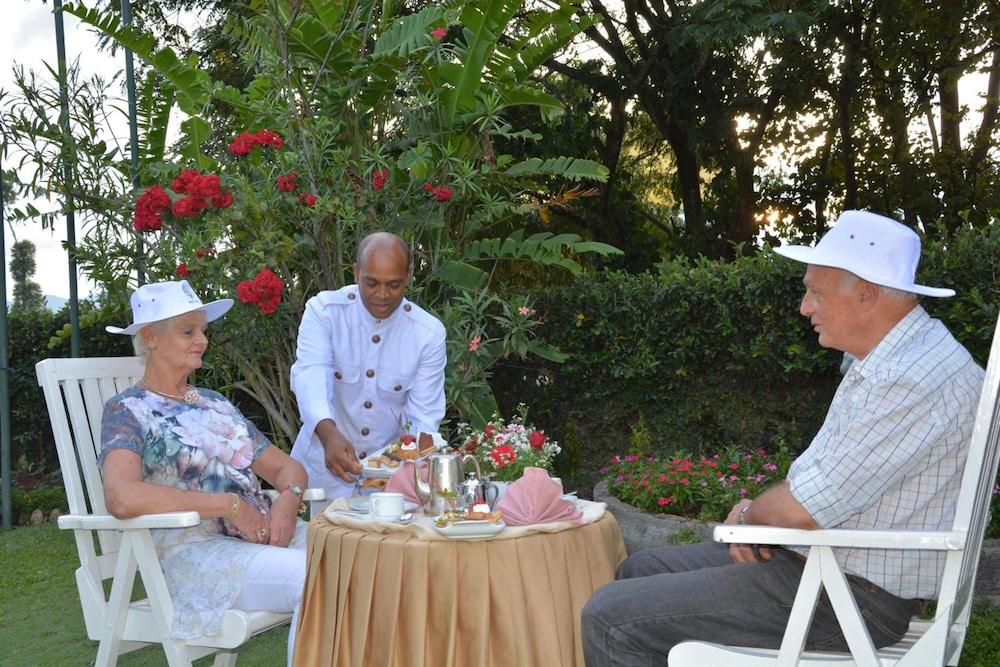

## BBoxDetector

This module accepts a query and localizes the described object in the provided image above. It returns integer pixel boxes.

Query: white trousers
[233,521,308,666]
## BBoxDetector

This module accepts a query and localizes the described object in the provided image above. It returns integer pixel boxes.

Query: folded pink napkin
[385,461,427,505]
[495,467,583,526]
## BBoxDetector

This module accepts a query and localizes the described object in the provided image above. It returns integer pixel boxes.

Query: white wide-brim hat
[106,280,234,335]
[773,210,954,298]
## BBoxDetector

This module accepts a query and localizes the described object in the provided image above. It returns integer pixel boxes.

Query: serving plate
[433,519,506,540]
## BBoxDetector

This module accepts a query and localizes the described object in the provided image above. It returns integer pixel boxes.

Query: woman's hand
[267,493,300,547]
[230,497,271,544]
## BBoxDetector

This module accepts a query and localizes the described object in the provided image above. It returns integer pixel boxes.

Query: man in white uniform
[290,232,447,501]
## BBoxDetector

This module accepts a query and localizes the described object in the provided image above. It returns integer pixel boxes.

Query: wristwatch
[737,501,752,525]
[283,484,305,498]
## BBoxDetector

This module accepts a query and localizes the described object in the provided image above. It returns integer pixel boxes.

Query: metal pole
[53,0,80,357]
[0,153,11,530]
[120,0,145,285]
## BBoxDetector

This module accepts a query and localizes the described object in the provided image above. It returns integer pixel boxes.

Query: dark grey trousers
[581,541,921,667]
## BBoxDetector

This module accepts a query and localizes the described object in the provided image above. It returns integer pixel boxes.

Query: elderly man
[290,232,446,501]
[582,210,984,664]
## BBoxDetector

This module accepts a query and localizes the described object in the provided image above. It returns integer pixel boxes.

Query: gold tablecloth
[293,511,627,667]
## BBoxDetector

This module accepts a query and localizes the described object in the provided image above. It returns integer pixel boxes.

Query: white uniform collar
[356,294,406,328]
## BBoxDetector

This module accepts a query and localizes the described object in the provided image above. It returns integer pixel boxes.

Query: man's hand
[316,420,362,482]
[724,499,771,564]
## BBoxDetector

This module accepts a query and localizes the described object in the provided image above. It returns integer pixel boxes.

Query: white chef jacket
[289,285,446,500]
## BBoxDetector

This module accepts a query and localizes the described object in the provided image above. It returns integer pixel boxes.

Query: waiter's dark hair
[356,232,412,273]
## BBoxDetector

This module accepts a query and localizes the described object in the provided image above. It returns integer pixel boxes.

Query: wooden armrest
[713,525,966,550]
[57,511,201,531]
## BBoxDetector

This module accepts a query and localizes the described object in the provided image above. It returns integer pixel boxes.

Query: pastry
[361,477,387,489]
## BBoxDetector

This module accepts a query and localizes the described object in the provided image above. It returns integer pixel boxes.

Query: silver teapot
[413,449,483,515]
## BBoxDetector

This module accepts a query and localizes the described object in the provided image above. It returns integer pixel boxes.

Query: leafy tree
[4,0,620,442]
[544,0,1000,256]
[10,240,45,312]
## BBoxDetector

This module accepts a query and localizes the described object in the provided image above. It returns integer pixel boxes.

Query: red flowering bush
[228,128,285,156]
[132,166,234,229]
[604,445,792,520]
[456,404,560,481]
[236,268,285,315]
[422,181,453,201]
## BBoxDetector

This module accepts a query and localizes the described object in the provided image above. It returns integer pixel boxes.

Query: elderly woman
[100,280,308,664]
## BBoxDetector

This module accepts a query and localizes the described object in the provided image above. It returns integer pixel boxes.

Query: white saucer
[348,496,419,513]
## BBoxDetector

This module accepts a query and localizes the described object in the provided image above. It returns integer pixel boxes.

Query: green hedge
[493,225,1000,487]
[8,303,132,474]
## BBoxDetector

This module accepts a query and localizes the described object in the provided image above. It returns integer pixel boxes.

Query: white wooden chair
[37,356,323,667]
[669,311,1000,666]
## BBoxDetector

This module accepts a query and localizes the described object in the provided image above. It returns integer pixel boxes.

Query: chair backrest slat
[943,312,1000,627]
[36,357,145,522]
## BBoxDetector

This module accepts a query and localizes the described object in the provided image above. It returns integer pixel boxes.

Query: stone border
[595,479,1000,601]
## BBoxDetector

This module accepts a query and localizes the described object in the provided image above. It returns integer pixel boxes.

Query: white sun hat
[106,280,234,335]
[773,210,954,298]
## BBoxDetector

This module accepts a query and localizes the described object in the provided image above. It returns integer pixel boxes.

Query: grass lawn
[0,523,285,665]
[3,523,1000,665]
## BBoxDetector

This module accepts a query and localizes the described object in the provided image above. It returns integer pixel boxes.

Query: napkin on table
[495,467,583,526]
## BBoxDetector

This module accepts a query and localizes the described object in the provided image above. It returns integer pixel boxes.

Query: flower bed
[602,446,792,522]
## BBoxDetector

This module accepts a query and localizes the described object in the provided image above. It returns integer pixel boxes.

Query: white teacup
[368,492,405,521]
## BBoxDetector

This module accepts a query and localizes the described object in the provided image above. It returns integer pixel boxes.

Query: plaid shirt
[788,306,984,599]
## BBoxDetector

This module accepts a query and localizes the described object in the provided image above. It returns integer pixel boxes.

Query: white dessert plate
[433,519,506,540]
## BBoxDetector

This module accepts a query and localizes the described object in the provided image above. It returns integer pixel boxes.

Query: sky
[1,2,123,302]
[0,3,993,302]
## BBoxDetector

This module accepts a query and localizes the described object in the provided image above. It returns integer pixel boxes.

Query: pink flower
[431,27,447,39]
[657,474,667,482]
[468,335,481,352]
[739,488,749,497]
[763,463,778,472]
[518,306,536,317]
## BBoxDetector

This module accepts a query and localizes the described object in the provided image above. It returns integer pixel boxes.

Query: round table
[293,509,627,666]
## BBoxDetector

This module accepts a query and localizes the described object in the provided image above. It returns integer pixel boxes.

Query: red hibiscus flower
[236,268,285,315]
[422,182,453,201]
[211,190,233,208]
[170,168,201,194]
[132,184,171,232]
[254,128,284,149]
[276,172,299,193]
[176,263,190,277]
[228,128,284,156]
[528,430,545,449]
[372,168,389,191]
[171,196,208,218]
[227,131,258,156]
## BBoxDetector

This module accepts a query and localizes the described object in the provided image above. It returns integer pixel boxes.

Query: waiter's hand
[316,419,362,482]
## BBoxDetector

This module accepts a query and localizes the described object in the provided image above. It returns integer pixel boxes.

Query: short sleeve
[244,418,272,458]
[99,397,147,468]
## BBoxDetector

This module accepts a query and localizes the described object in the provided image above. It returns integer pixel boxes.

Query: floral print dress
[100,386,289,639]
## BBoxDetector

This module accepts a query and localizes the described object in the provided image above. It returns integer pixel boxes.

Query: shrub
[493,225,999,492]
[603,445,792,521]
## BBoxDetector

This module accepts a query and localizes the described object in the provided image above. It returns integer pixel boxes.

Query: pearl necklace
[138,380,200,404]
